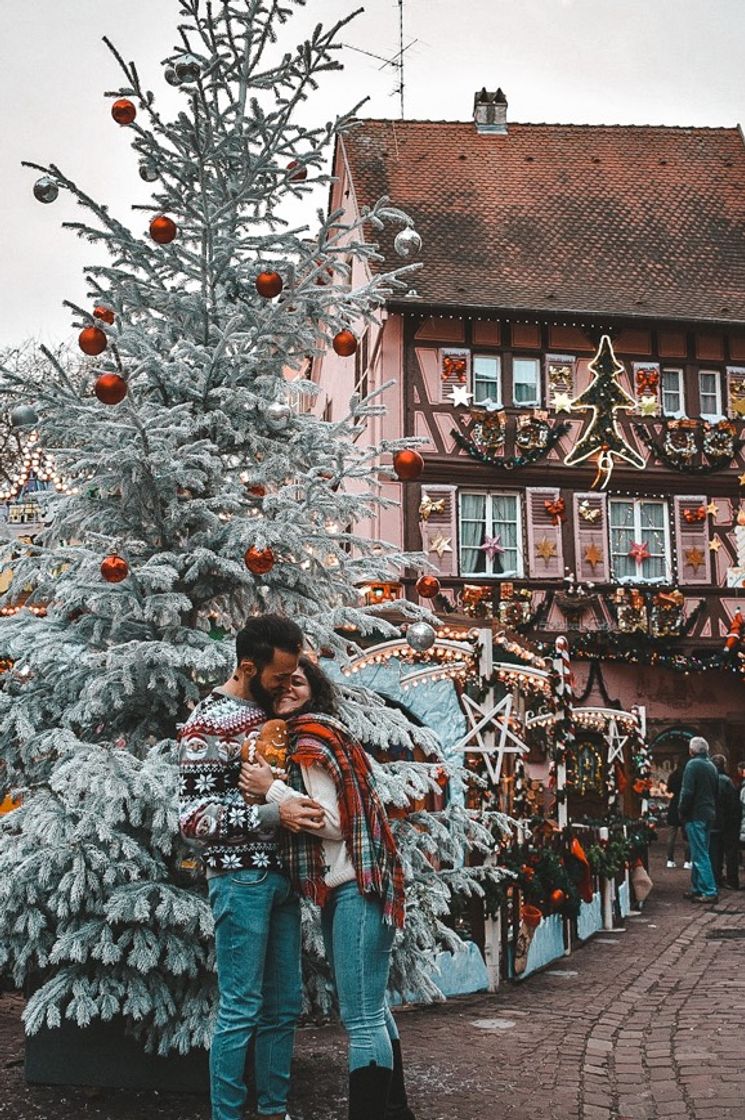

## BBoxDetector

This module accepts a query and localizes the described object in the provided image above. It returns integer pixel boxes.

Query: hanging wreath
[453,420,570,470]
[634,419,744,474]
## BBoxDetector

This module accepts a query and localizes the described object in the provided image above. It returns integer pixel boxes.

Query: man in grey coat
[678,736,719,903]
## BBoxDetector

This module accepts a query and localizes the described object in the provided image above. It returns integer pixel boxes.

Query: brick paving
[1,836,744,1119]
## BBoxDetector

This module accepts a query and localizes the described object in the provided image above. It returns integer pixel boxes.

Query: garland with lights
[633,421,744,474]
[451,421,570,470]
[540,629,745,679]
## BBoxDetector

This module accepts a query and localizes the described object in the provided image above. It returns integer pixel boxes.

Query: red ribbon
[544,497,566,525]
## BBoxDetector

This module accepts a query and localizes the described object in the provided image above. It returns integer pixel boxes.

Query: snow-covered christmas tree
[0,0,508,1055]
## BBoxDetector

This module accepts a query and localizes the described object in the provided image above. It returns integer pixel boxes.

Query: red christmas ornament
[415,574,441,599]
[111,98,137,126]
[433,766,449,789]
[255,271,283,299]
[550,888,566,908]
[244,546,275,575]
[93,305,115,325]
[94,373,128,405]
[520,865,535,881]
[287,159,308,182]
[393,449,424,481]
[332,330,357,357]
[247,484,267,498]
[78,326,108,356]
[150,215,177,244]
[100,554,129,583]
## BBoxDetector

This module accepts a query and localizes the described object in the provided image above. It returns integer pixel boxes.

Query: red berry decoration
[550,889,566,908]
[244,546,274,575]
[255,271,283,299]
[415,574,441,599]
[100,554,129,583]
[332,330,357,357]
[150,215,177,244]
[94,373,128,405]
[111,98,137,126]
[393,449,424,481]
[287,159,308,182]
[93,305,115,325]
[78,326,108,356]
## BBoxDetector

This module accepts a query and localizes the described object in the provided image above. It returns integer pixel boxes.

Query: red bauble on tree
[332,330,357,357]
[78,326,108,356]
[111,98,137,126]
[415,574,441,599]
[94,373,128,405]
[287,159,307,182]
[244,546,275,575]
[247,484,266,498]
[150,215,177,244]
[393,449,424,481]
[100,554,129,583]
[93,305,115,325]
[550,888,566,908]
[255,271,283,299]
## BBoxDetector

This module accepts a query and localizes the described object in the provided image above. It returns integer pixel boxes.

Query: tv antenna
[344,0,416,118]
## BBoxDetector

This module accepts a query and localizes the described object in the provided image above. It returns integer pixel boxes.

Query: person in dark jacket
[678,736,720,903]
[709,755,741,890]
[665,762,691,868]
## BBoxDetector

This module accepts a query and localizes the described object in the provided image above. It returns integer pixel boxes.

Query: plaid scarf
[281,713,405,929]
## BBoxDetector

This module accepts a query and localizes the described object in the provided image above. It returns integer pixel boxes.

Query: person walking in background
[665,760,691,869]
[709,755,740,890]
[678,736,720,904]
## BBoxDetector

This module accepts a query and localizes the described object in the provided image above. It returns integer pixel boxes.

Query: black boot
[349,1061,393,1120]
[384,1040,416,1120]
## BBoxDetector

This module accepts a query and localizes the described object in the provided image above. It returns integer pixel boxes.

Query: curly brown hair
[295,655,338,717]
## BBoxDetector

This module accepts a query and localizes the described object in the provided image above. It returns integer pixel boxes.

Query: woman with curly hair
[239,655,415,1120]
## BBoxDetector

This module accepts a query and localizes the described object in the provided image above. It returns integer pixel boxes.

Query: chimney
[473,87,508,134]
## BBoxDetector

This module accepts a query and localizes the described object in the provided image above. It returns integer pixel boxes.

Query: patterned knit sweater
[178,689,282,873]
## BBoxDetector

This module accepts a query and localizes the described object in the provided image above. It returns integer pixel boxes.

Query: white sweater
[266,765,356,889]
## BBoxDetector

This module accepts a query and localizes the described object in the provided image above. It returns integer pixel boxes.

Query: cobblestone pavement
[1,837,744,1119]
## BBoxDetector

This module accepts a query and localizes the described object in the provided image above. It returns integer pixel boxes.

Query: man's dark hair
[297,654,338,716]
[236,615,303,669]
[711,753,727,774]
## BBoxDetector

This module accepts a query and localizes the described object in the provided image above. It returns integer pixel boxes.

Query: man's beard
[249,674,277,715]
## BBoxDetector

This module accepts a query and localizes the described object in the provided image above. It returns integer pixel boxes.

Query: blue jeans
[208,868,301,1119]
[321,880,398,1073]
[686,819,718,897]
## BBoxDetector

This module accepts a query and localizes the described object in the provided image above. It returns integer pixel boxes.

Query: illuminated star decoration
[628,540,651,565]
[709,538,722,552]
[706,501,719,518]
[739,473,745,487]
[583,542,603,569]
[684,546,705,572]
[446,384,474,408]
[563,334,646,489]
[428,533,452,559]
[607,717,629,765]
[638,395,659,417]
[536,536,558,562]
[552,391,574,414]
[480,535,505,560]
[419,493,445,522]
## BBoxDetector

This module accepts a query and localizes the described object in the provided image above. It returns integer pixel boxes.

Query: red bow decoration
[683,505,706,524]
[544,497,566,525]
[442,355,467,382]
[628,540,651,565]
[635,368,660,394]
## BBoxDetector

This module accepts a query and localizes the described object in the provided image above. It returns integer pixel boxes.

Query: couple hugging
[178,615,415,1120]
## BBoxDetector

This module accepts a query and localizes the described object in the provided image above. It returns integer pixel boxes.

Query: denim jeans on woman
[208,868,302,1119]
[321,879,399,1072]
[685,819,718,898]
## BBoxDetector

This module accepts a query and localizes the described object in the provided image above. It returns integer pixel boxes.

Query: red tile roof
[341,120,745,324]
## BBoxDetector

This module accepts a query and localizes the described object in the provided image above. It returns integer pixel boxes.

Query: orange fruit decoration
[94,373,128,405]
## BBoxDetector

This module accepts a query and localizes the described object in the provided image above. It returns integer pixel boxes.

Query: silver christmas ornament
[265,400,292,431]
[164,65,181,86]
[393,227,422,259]
[138,160,159,183]
[10,404,39,428]
[175,53,202,82]
[406,621,436,652]
[33,176,59,204]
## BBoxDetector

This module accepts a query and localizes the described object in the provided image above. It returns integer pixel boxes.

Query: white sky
[1,0,743,348]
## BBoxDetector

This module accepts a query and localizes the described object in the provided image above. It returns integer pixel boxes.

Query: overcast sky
[2,0,743,348]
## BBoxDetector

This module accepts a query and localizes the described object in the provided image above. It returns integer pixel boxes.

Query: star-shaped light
[740,473,745,487]
[446,385,474,408]
[637,395,659,417]
[709,538,722,552]
[429,534,452,559]
[480,535,505,560]
[536,537,557,561]
[552,392,573,414]
[628,541,651,565]
[583,542,603,569]
[419,493,445,522]
[684,546,705,572]
[706,501,719,518]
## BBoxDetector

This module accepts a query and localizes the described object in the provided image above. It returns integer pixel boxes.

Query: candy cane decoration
[552,636,575,829]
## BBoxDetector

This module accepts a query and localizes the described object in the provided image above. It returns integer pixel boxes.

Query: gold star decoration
[709,538,722,552]
[552,392,573,414]
[536,536,557,562]
[428,534,452,559]
[419,494,445,522]
[583,542,603,569]
[684,546,705,572]
[637,395,659,417]
[706,501,719,518]
[740,473,745,487]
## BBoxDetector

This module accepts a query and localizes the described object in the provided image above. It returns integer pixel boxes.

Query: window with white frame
[661,368,685,417]
[459,491,522,577]
[609,498,670,582]
[698,370,722,420]
[472,354,502,406]
[512,357,541,406]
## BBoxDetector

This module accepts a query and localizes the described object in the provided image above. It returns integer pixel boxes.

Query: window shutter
[420,485,458,576]
[726,366,745,419]
[439,349,471,403]
[674,495,710,585]
[546,355,576,408]
[526,487,564,579]
[573,492,610,583]
[633,362,661,413]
